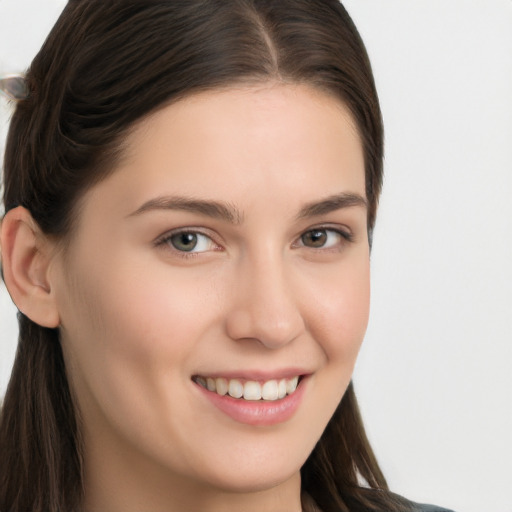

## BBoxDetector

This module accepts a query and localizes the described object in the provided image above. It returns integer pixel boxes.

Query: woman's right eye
[156,230,218,254]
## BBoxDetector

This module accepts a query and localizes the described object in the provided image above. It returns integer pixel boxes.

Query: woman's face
[51,84,370,507]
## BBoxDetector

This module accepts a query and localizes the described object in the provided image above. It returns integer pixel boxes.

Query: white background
[1,2,511,511]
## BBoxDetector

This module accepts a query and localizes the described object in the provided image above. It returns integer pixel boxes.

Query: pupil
[171,232,198,251]
[303,230,327,247]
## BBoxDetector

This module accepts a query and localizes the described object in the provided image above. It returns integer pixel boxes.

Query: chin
[203,463,300,495]
[178,438,306,494]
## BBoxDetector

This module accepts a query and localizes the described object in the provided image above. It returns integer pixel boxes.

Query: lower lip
[194,377,307,426]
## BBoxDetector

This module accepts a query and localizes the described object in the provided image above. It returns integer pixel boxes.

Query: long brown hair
[1,1,410,510]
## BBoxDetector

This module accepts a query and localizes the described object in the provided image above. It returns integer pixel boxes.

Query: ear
[1,206,60,328]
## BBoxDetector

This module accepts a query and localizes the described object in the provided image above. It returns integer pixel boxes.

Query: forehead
[77,84,366,224]
[134,83,362,154]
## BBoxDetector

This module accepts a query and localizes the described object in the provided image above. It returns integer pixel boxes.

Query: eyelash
[293,226,354,250]
[154,225,354,258]
[154,228,220,258]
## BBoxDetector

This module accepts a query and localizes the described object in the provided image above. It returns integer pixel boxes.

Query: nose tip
[226,308,304,349]
[225,263,305,349]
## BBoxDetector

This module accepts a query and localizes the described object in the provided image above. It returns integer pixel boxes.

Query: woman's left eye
[157,231,218,254]
[296,228,351,249]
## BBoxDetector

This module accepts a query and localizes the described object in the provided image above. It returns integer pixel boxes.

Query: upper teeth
[195,376,299,401]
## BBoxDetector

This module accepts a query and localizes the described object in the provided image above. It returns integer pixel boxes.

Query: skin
[2,84,370,512]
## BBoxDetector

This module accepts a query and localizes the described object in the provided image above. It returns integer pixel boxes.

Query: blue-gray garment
[412,502,455,512]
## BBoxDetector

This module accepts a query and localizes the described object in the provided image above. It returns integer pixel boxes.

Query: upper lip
[192,368,312,381]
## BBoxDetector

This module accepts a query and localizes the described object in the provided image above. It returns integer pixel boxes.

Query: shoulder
[409,501,456,512]
[389,492,455,512]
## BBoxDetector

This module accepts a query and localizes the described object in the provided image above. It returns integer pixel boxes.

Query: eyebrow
[296,192,367,219]
[128,196,243,224]
[128,192,367,224]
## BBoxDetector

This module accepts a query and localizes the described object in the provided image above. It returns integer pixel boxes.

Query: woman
[0,1,453,511]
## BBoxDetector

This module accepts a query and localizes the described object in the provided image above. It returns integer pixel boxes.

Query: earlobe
[0,206,60,328]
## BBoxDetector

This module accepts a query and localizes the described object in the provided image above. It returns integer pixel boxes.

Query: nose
[224,253,305,349]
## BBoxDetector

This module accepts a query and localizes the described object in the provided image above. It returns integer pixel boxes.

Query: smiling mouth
[192,375,301,401]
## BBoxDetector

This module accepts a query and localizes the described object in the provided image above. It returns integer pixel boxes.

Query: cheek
[63,252,211,347]
[57,254,216,414]
[292,255,370,452]
[305,256,370,364]
[56,255,224,465]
